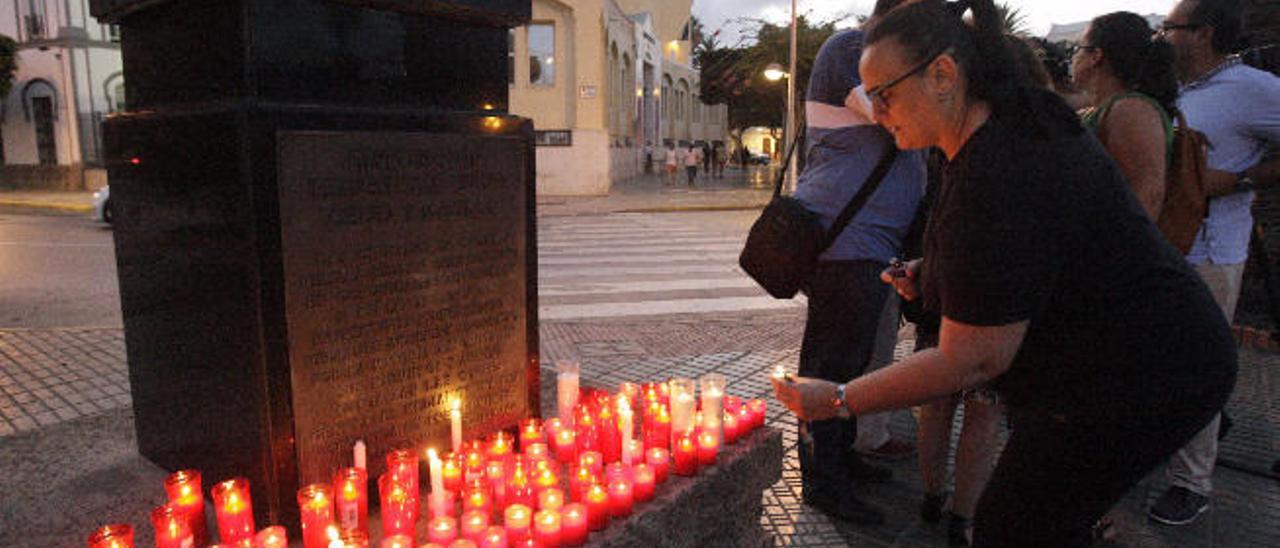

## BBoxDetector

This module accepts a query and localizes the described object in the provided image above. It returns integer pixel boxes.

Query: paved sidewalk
[0,189,95,214]
[2,315,1277,547]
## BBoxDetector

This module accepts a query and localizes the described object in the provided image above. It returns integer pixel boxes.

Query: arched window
[103,72,126,113]
[661,75,673,122]
[622,54,633,136]
[677,79,689,125]
[21,79,58,165]
[609,43,620,136]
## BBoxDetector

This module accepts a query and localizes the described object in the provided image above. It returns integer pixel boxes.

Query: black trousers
[797,260,889,492]
[972,376,1234,547]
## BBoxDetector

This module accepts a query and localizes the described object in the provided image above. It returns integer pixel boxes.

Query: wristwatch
[833,383,851,418]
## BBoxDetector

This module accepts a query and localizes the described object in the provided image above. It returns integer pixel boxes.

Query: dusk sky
[692,0,1180,46]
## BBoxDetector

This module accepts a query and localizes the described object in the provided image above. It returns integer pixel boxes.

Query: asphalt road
[0,212,122,328]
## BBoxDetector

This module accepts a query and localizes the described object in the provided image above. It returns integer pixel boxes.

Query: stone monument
[90,0,537,527]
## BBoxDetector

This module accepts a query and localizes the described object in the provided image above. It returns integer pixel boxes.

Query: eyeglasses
[1156,22,1203,37]
[866,48,952,111]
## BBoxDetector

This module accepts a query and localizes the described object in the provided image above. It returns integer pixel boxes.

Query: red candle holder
[560,503,589,547]
[723,411,741,445]
[552,429,577,463]
[503,504,533,542]
[254,525,289,547]
[464,448,487,484]
[697,428,720,466]
[486,460,508,509]
[333,527,370,547]
[332,467,369,535]
[462,481,494,518]
[380,534,414,548]
[296,483,335,548]
[86,524,133,548]
[645,448,670,484]
[532,460,559,490]
[479,526,510,548]
[533,509,562,548]
[643,405,671,451]
[568,466,599,503]
[604,462,632,483]
[506,465,536,510]
[672,433,698,476]
[378,473,419,537]
[747,399,767,430]
[211,477,255,544]
[519,418,545,448]
[460,509,490,542]
[428,516,459,545]
[163,470,209,547]
[524,442,550,463]
[577,451,604,477]
[606,478,634,518]
[632,464,656,502]
[736,406,753,435]
[537,487,565,511]
[443,453,464,494]
[150,505,192,548]
[583,484,609,532]
[597,405,621,463]
[386,450,420,495]
[488,431,515,458]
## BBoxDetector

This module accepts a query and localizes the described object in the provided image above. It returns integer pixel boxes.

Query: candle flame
[451,397,462,413]
[773,365,787,379]
[427,447,440,461]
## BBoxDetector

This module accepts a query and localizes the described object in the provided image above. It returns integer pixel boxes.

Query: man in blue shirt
[1149,0,1280,526]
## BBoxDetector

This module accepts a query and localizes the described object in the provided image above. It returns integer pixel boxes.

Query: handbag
[1156,111,1213,254]
[739,130,900,299]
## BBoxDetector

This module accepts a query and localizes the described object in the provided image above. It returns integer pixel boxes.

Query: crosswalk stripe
[539,252,740,266]
[538,296,801,320]
[539,277,761,296]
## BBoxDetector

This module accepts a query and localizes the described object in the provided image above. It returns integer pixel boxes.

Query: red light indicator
[130,157,141,165]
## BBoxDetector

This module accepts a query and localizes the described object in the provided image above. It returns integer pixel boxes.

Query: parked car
[91,185,112,223]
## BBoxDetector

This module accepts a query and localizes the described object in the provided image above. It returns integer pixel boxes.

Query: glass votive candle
[379,534,414,548]
[428,516,459,545]
[503,504,533,542]
[449,540,479,548]
[672,433,698,476]
[211,477,255,544]
[632,463,656,502]
[577,451,604,476]
[643,405,671,451]
[553,428,577,463]
[583,484,609,532]
[164,470,209,547]
[462,481,493,517]
[86,524,133,548]
[297,483,335,548]
[460,509,490,542]
[697,428,720,466]
[556,360,581,426]
[667,378,696,437]
[645,447,670,484]
[699,374,726,444]
[378,473,418,537]
[524,442,550,463]
[386,450,420,494]
[533,509,562,548]
[560,503,589,547]
[333,467,369,535]
[607,478,634,518]
[723,411,741,445]
[150,504,193,548]
[537,487,565,511]
[568,466,599,502]
[519,418,545,448]
[479,526,509,548]
[443,453,465,494]
[736,405,754,435]
[333,527,370,547]
[747,399,767,430]
[488,432,515,458]
[254,525,288,547]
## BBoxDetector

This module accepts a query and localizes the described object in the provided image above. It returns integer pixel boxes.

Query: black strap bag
[739,132,899,299]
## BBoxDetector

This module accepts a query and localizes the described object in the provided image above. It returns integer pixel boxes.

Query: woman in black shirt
[772,1,1237,545]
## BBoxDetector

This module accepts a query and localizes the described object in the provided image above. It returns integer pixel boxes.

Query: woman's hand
[880,258,923,301]
[771,375,848,421]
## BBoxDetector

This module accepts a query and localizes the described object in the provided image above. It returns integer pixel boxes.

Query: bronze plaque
[277,130,530,483]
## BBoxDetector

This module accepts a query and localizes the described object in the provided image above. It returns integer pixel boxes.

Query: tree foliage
[0,34,16,99]
[996,3,1031,36]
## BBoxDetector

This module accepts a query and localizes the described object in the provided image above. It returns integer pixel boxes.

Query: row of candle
[87,379,769,548]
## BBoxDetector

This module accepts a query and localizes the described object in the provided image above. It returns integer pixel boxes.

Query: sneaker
[920,492,946,523]
[856,437,916,461]
[803,487,887,525]
[847,457,892,484]
[1148,486,1210,525]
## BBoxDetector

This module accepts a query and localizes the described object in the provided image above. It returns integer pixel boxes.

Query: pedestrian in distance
[664,143,679,185]
[773,0,1237,545]
[1147,0,1280,526]
[684,143,702,186]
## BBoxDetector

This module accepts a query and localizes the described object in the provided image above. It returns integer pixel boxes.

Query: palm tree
[997,2,1031,36]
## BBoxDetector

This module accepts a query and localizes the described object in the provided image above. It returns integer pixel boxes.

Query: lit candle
[643,404,671,451]
[583,484,609,532]
[673,433,698,476]
[723,411,741,445]
[556,360,580,427]
[736,406,753,435]
[645,448,670,484]
[597,404,620,464]
[464,448,487,484]
[380,533,414,548]
[451,398,464,454]
[449,540,479,548]
[255,525,288,547]
[524,442,550,463]
[519,418,545,448]
[386,450,420,498]
[532,460,559,490]
[506,461,536,510]
[533,509,562,548]
[297,483,335,548]
[618,382,640,409]
[604,462,631,484]
[150,504,193,548]
[503,504,532,542]
[443,453,464,493]
[211,477,255,544]
[771,365,788,381]
[748,399,767,430]
[537,487,565,511]
[163,470,209,547]
[428,448,448,518]
[697,428,720,466]
[377,473,418,537]
[460,509,490,542]
[543,418,563,440]
[577,451,604,477]
[667,378,696,442]
[559,504,588,547]
[333,467,369,535]
[699,374,726,445]
[488,432,514,458]
[462,481,493,517]
[428,516,459,545]
[618,398,634,466]
[485,460,507,509]
[632,464,656,502]
[354,440,367,470]
[606,478,634,518]
[86,524,133,548]
[479,526,509,548]
[331,526,369,547]
[553,428,577,463]
[568,466,598,502]
[573,407,600,455]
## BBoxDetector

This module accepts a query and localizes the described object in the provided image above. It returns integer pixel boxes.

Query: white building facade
[0,0,121,190]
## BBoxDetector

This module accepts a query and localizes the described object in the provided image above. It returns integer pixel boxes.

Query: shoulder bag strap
[770,125,807,199]
[821,141,900,250]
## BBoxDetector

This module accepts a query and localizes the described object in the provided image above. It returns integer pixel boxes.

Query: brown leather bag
[1156,112,1214,254]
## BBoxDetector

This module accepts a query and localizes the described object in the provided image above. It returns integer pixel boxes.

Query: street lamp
[763,63,787,82]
